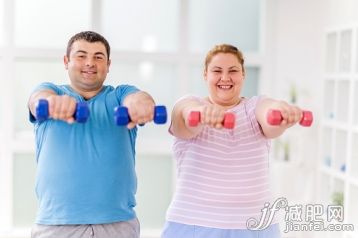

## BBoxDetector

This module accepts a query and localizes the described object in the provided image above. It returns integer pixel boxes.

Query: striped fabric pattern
[166,96,272,229]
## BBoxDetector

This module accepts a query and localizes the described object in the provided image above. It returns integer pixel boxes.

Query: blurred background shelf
[317,24,358,238]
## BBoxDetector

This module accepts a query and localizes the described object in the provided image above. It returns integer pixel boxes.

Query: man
[28,31,155,238]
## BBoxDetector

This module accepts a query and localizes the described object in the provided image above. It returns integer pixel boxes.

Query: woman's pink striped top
[166,96,272,229]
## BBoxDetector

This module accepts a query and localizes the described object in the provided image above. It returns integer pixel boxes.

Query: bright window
[188,0,260,53]
[102,0,179,52]
[14,0,91,48]
[14,59,67,133]
[13,154,37,227]
[107,61,178,107]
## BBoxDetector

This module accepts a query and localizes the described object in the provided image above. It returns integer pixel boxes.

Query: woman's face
[204,53,245,107]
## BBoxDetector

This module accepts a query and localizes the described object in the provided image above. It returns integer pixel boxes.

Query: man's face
[64,40,111,93]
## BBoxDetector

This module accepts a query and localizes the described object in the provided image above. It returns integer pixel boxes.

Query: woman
[162,44,305,238]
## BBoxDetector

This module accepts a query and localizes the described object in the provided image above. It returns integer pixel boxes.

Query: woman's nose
[221,73,230,81]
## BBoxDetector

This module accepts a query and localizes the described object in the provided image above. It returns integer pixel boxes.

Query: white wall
[325,0,358,26]
[263,1,358,237]
[263,0,327,206]
[265,0,358,115]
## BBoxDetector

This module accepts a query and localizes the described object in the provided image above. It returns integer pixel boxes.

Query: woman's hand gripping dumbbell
[36,97,90,123]
[114,105,167,127]
[267,109,313,127]
[188,110,235,129]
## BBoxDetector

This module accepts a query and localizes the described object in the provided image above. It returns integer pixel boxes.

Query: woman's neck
[206,96,242,109]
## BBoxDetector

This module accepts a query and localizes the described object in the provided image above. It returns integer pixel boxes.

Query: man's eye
[213,70,221,73]
[230,70,238,73]
[96,56,104,60]
[77,55,86,58]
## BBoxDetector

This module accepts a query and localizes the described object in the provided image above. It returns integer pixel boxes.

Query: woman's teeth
[218,85,232,89]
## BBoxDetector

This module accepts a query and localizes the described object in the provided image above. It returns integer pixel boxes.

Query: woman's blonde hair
[204,44,245,73]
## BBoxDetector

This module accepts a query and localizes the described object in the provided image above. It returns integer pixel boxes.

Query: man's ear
[107,59,111,73]
[64,55,69,70]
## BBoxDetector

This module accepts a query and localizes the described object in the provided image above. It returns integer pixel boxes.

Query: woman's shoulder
[174,94,207,105]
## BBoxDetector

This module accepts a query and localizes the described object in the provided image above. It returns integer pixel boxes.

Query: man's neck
[70,85,103,100]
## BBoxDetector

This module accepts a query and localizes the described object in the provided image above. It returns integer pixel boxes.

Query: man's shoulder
[32,82,66,95]
[113,84,139,95]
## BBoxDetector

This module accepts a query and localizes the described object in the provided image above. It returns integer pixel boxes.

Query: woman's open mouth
[217,85,233,90]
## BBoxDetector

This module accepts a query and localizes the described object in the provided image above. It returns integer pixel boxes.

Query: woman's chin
[212,99,238,107]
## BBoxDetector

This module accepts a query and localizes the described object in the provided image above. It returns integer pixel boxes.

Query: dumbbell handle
[114,105,167,126]
[35,99,90,123]
[267,109,313,127]
[188,111,235,129]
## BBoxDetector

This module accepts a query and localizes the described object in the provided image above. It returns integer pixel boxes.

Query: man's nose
[85,58,95,67]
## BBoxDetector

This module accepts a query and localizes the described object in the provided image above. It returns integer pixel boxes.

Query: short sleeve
[244,95,265,135]
[115,84,140,104]
[32,82,63,95]
[168,95,201,135]
[29,82,62,123]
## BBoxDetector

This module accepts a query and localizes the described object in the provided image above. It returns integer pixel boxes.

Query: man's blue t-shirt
[30,83,139,225]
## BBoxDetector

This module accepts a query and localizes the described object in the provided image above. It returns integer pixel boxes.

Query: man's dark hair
[66,31,110,60]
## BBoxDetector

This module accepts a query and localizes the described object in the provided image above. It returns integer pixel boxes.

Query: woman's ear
[204,70,207,81]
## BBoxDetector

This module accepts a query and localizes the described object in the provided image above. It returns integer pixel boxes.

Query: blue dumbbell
[114,105,167,126]
[36,99,90,123]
